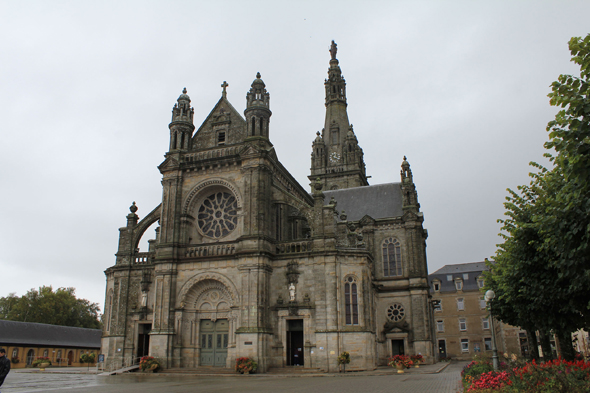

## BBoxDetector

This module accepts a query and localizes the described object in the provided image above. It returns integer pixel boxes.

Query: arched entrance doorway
[26,349,35,366]
[67,350,74,365]
[199,319,229,366]
[177,274,238,368]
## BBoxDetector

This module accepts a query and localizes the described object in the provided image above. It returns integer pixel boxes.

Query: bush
[32,357,52,367]
[11,357,19,364]
[79,353,96,364]
[139,356,161,372]
[462,361,495,387]
[235,357,257,373]
[337,352,351,365]
[465,358,590,392]
[388,355,414,368]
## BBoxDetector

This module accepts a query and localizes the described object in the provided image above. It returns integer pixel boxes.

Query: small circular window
[386,303,405,322]
[197,192,238,238]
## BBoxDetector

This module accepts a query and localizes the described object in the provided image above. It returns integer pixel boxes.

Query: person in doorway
[0,348,11,392]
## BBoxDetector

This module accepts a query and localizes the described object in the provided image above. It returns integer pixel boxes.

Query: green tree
[0,286,101,329]
[487,34,590,361]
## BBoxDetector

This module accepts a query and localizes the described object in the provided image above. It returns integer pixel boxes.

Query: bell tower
[309,41,368,191]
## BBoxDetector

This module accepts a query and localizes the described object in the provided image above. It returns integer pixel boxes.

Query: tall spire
[309,41,368,191]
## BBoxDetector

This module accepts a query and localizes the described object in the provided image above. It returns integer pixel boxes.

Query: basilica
[102,42,434,372]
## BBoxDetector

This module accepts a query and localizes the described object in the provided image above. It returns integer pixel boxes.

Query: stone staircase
[267,367,323,374]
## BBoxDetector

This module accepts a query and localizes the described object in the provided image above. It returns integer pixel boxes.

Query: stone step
[267,367,322,374]
[165,367,235,374]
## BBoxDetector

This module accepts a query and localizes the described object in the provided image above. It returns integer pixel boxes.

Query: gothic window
[344,276,359,325]
[12,348,18,359]
[387,303,406,322]
[197,192,238,238]
[251,117,255,136]
[382,238,402,277]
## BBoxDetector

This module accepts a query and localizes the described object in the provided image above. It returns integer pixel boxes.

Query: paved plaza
[2,362,466,393]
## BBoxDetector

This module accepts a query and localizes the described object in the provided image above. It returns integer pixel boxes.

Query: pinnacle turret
[245,73,272,139]
[168,88,195,152]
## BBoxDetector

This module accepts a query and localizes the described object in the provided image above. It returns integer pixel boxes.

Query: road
[2,362,465,393]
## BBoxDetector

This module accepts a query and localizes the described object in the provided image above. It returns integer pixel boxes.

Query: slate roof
[323,183,403,221]
[428,262,489,294]
[0,320,101,348]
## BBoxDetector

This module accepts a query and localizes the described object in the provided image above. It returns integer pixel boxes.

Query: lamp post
[485,289,499,370]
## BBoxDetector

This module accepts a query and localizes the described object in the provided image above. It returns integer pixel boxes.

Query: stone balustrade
[276,240,313,254]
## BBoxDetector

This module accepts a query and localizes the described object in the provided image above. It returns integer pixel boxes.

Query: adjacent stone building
[429,262,526,360]
[102,41,434,372]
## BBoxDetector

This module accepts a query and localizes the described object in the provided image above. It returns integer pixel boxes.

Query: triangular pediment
[241,144,260,157]
[158,157,179,173]
[359,214,375,227]
[192,95,247,149]
[198,96,245,129]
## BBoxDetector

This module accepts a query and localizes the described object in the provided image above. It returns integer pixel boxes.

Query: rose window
[386,303,405,322]
[197,192,238,238]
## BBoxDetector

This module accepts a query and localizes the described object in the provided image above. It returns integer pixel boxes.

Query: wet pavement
[2,362,466,393]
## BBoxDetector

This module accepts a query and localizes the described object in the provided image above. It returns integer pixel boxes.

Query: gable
[192,96,247,150]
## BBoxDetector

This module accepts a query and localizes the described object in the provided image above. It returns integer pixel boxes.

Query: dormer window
[477,277,485,289]
[455,279,463,291]
[433,281,441,292]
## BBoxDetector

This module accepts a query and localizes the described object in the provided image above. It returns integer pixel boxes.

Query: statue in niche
[289,282,296,302]
[141,292,148,307]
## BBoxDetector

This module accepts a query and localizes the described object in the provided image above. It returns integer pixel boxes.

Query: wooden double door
[200,319,229,366]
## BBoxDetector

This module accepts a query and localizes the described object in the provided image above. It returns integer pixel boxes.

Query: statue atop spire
[329,40,338,60]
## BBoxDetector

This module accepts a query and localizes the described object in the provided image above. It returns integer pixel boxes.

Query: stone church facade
[102,42,434,372]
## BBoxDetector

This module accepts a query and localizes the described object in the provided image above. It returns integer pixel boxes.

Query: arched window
[344,276,359,325]
[382,238,402,277]
[26,349,35,365]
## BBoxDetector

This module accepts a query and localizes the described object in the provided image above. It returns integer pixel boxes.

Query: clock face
[329,152,340,163]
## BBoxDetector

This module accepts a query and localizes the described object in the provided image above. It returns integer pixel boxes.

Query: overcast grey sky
[1,1,588,311]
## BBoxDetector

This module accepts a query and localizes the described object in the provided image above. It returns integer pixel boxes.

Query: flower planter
[396,364,404,373]
[38,362,50,371]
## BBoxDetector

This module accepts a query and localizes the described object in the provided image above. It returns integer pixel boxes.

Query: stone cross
[221,81,228,98]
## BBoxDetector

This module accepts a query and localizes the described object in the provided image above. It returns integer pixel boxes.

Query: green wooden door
[200,319,229,366]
